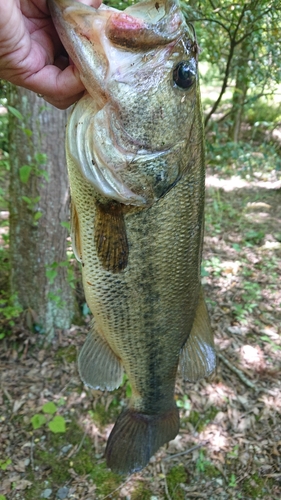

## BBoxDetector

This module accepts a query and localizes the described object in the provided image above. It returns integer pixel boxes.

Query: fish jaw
[48,0,111,98]
[105,0,183,49]
[48,0,183,94]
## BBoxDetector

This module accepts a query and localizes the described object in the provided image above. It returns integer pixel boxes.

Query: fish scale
[49,0,216,474]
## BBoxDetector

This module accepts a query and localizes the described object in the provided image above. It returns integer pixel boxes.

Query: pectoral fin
[95,201,129,273]
[70,200,82,262]
[180,289,216,382]
[78,324,124,391]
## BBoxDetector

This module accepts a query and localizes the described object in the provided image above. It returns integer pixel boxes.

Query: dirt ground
[1,168,281,499]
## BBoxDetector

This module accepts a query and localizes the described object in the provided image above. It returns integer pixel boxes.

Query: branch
[204,4,248,127]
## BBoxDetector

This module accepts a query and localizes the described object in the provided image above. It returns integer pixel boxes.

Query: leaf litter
[0,168,281,499]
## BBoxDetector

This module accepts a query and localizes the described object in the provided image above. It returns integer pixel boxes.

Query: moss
[25,419,97,499]
[54,345,77,363]
[242,473,274,498]
[204,462,221,478]
[73,445,97,476]
[90,397,121,426]
[186,406,219,432]
[131,482,153,500]
[25,446,72,499]
[89,463,122,497]
[36,449,70,483]
[91,403,110,426]
[187,410,201,428]
[205,406,219,421]
[166,464,188,500]
[25,473,45,500]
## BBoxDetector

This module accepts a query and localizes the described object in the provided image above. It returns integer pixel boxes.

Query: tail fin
[105,407,179,474]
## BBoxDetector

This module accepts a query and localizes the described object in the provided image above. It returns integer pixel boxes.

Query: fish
[49,0,216,475]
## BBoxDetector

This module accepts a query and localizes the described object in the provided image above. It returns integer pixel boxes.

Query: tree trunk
[228,39,250,142]
[8,87,77,340]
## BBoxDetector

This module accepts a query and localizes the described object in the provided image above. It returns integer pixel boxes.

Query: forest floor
[1,161,281,499]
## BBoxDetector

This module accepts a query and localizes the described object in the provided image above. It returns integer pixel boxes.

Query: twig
[161,463,172,500]
[183,493,207,498]
[217,352,258,391]
[30,436,34,471]
[74,431,87,455]
[1,385,13,402]
[163,442,208,461]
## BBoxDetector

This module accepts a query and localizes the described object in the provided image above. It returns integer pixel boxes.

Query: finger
[42,90,85,109]
[18,63,86,109]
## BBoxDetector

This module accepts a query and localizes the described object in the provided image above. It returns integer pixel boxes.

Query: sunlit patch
[246,201,271,210]
[220,260,241,276]
[261,241,281,250]
[199,424,229,452]
[260,389,281,412]
[239,344,265,371]
[206,174,281,191]
[167,434,185,453]
[78,413,102,439]
[203,383,236,407]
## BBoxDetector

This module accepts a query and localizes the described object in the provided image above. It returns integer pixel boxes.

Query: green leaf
[42,401,57,414]
[22,196,32,205]
[60,221,70,231]
[7,106,24,121]
[19,165,32,183]
[40,170,49,181]
[0,494,7,500]
[34,211,43,221]
[0,459,12,471]
[31,414,46,430]
[57,397,66,407]
[34,152,47,164]
[48,415,66,433]
[125,382,132,398]
[23,128,33,137]
[46,269,57,284]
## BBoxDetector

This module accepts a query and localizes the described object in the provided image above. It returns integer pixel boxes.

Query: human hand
[0,0,102,109]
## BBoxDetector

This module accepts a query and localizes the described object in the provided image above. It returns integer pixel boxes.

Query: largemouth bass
[49,0,216,474]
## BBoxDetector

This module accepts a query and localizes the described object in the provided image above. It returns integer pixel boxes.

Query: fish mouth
[49,0,184,95]
[105,0,183,49]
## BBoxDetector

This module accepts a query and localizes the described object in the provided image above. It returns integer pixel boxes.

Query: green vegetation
[89,395,122,426]
[131,482,153,500]
[25,419,122,499]
[195,449,220,477]
[184,406,219,432]
[242,473,274,499]
[31,401,66,433]
[55,345,77,364]
[89,463,122,497]
[166,464,188,500]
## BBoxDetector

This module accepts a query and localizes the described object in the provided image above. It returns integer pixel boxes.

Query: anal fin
[95,201,129,273]
[180,288,216,382]
[78,324,124,391]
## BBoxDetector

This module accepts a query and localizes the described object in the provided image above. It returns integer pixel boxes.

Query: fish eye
[173,60,196,89]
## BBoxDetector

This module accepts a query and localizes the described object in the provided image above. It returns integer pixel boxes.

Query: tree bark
[228,38,250,142]
[8,87,77,340]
